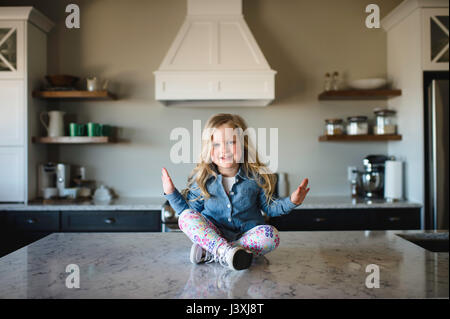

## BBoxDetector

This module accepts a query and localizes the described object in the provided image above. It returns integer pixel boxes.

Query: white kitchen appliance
[37,162,57,198]
[425,76,449,230]
[56,163,71,197]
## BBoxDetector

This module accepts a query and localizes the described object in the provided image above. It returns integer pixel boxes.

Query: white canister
[384,160,403,201]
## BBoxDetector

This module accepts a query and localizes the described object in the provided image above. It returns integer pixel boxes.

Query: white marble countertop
[0,230,446,299]
[295,196,422,209]
[0,197,166,211]
[0,196,421,211]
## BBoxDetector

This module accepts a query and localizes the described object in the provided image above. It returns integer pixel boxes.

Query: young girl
[161,113,309,271]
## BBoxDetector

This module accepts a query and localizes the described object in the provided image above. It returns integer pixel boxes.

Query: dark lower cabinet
[0,211,59,258]
[61,211,161,232]
[269,208,421,231]
[7,211,59,232]
[269,210,368,231]
[0,210,161,258]
[368,209,421,230]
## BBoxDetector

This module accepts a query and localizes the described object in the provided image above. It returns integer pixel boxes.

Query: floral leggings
[178,209,280,256]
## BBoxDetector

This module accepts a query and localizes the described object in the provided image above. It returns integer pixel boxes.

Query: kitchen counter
[0,230,447,298]
[295,196,422,209]
[0,196,421,211]
[0,197,166,211]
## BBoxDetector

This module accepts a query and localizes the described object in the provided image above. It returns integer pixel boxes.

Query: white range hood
[154,0,276,107]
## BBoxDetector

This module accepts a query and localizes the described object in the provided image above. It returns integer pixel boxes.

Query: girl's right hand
[161,167,176,195]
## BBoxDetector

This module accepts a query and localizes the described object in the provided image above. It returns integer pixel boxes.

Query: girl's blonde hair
[181,113,277,206]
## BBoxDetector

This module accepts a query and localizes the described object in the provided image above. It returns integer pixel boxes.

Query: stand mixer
[354,155,389,199]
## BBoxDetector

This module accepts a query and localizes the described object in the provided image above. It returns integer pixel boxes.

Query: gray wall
[2,0,402,198]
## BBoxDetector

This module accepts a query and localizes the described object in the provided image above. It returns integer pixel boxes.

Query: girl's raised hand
[161,167,176,195]
[290,178,310,206]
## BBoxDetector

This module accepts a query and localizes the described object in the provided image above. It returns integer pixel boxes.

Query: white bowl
[348,78,387,90]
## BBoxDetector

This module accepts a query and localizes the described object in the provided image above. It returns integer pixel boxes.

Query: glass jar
[374,109,397,135]
[346,116,368,135]
[324,118,344,135]
[332,71,340,91]
[324,73,332,91]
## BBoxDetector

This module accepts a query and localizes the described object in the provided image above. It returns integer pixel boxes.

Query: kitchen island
[0,230,447,298]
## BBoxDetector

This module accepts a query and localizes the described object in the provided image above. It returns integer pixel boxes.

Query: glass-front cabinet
[422,8,449,71]
[0,7,52,203]
[0,21,23,78]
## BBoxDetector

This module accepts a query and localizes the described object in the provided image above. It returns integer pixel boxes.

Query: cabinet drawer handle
[388,216,400,222]
[104,217,116,224]
[26,218,37,224]
[314,217,327,223]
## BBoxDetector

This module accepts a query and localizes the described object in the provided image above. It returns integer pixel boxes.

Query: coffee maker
[37,162,71,198]
[56,163,71,197]
[37,162,57,197]
[360,155,389,199]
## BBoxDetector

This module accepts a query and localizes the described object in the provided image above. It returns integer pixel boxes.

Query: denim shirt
[164,166,298,242]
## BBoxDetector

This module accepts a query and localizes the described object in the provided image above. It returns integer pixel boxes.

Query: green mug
[69,123,86,136]
[87,122,101,137]
[101,124,112,137]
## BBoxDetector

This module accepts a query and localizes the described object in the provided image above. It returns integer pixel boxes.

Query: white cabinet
[422,8,449,71]
[0,147,25,202]
[0,80,24,146]
[0,7,53,203]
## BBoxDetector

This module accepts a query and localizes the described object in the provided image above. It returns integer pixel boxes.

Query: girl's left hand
[290,178,310,205]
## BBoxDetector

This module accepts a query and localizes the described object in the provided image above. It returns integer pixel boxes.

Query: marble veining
[0,231,446,299]
[296,196,422,209]
[0,197,166,211]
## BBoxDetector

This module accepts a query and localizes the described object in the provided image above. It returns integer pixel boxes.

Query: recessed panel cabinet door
[0,147,25,202]
[0,80,24,146]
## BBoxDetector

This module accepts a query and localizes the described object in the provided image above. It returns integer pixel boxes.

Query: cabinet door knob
[26,218,37,224]
[104,217,116,224]
[314,217,326,223]
[388,216,400,222]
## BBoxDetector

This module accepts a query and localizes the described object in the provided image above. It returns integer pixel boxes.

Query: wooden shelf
[32,136,114,144]
[32,90,117,100]
[319,134,402,142]
[318,89,402,100]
